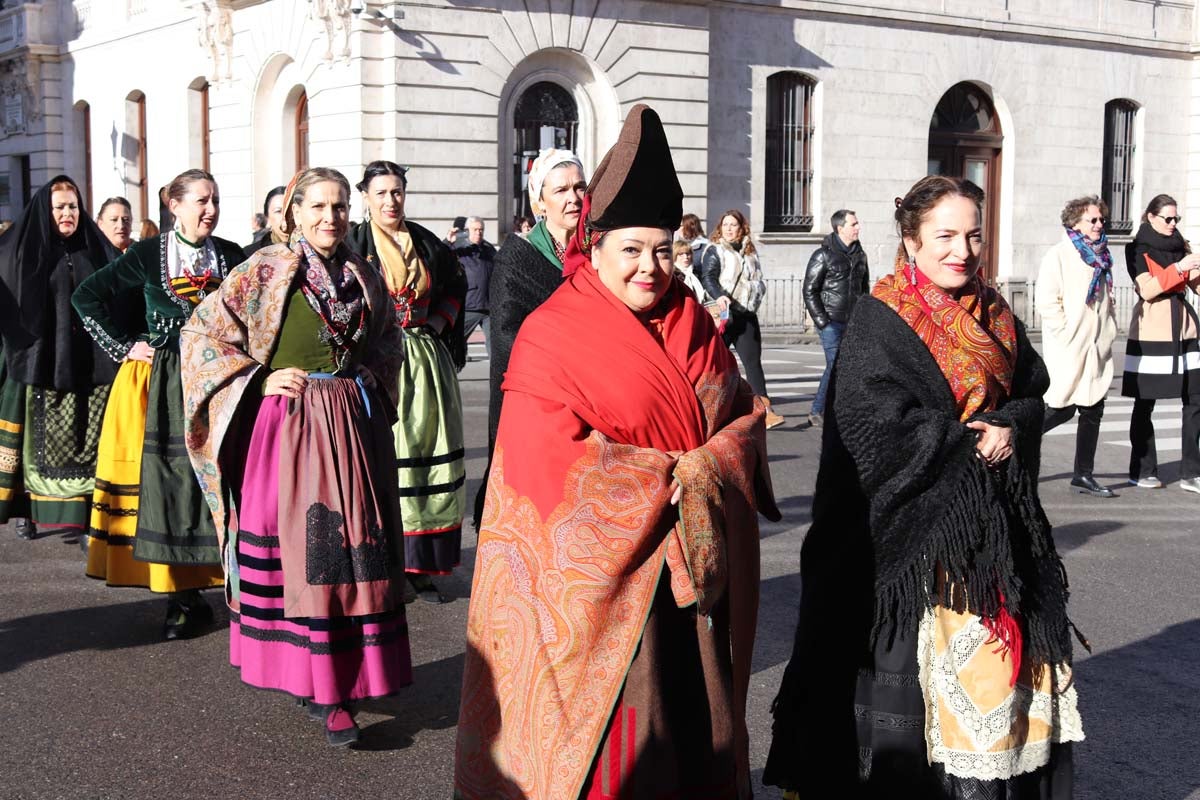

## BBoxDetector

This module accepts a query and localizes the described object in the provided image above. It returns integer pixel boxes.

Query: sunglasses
[1084,217,1107,226]
[1155,213,1182,224]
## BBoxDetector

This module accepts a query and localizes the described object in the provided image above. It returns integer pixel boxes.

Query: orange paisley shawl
[455,264,778,800]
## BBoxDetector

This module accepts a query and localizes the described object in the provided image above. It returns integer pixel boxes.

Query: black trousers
[1043,400,1105,478]
[722,311,768,397]
[1128,398,1200,481]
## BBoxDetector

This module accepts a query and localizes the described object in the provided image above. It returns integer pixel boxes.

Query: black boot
[14,518,36,540]
[407,574,448,604]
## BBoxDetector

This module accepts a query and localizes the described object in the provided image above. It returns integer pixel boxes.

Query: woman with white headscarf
[471,148,587,528]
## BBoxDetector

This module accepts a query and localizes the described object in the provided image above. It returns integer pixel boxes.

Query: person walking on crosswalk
[1122,193,1200,492]
[1037,195,1119,497]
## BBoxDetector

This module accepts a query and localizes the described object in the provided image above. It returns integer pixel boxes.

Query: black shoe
[163,593,214,641]
[14,518,36,540]
[808,413,823,428]
[1070,475,1114,498]
[298,698,331,723]
[408,574,449,604]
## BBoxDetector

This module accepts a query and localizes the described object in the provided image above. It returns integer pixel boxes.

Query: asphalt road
[1,338,1197,799]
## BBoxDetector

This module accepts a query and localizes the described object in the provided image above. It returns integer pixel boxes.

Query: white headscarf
[527,148,584,216]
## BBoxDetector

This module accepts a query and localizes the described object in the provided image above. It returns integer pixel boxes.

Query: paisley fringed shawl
[179,243,404,610]
[454,265,779,800]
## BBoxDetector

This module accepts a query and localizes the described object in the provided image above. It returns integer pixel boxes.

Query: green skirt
[132,347,220,566]
[395,328,465,574]
[0,354,108,528]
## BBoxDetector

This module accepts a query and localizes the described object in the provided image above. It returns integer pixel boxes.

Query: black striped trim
[88,527,135,547]
[92,502,139,518]
[238,530,281,548]
[396,474,465,497]
[236,603,404,630]
[237,552,282,571]
[395,448,465,469]
[134,526,219,548]
[232,623,407,656]
[93,479,140,497]
[239,578,284,599]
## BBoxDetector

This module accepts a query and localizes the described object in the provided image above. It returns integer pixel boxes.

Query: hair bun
[894,196,904,209]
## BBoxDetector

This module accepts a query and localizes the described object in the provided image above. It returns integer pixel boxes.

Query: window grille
[765,72,816,232]
[1103,100,1137,235]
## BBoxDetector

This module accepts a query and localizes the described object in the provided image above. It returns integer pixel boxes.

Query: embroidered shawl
[872,263,1016,420]
[180,243,404,600]
[455,264,778,800]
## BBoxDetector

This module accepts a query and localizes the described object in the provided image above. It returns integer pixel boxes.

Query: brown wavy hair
[1060,195,1108,228]
[709,209,756,256]
[893,175,984,268]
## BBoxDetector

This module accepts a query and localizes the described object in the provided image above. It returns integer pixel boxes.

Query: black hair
[262,185,285,216]
[356,161,408,193]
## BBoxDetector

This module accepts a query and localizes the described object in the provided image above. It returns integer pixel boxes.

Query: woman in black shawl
[0,175,118,539]
[764,176,1083,799]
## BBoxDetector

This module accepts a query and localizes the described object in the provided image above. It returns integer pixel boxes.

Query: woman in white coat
[1037,195,1119,497]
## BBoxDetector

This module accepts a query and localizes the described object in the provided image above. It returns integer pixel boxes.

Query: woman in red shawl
[455,105,778,800]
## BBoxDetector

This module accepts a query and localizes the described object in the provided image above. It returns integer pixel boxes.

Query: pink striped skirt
[229,378,412,705]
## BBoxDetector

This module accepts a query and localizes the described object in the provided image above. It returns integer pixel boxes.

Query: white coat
[1035,237,1118,408]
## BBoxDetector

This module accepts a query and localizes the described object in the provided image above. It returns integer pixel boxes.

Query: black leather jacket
[803,233,869,329]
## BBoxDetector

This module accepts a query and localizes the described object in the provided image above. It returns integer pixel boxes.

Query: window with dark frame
[1102,99,1137,235]
[199,82,211,173]
[295,90,309,173]
[765,71,816,233]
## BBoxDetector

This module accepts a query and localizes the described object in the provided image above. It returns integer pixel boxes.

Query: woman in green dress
[347,161,467,602]
[73,168,244,640]
[0,175,119,540]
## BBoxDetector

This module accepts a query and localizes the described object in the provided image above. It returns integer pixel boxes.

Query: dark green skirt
[0,358,29,521]
[132,347,220,566]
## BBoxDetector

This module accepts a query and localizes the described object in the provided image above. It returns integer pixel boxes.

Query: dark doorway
[928,82,1002,283]
[512,81,577,223]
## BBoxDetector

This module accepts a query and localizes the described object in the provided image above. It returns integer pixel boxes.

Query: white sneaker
[1180,477,1200,495]
[1128,476,1163,488]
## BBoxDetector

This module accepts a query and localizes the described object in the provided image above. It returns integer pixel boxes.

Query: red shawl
[455,262,777,800]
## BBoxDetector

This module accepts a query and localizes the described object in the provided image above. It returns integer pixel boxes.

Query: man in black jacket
[453,217,496,359]
[803,209,869,426]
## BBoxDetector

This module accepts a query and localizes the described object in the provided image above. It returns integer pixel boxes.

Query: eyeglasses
[1084,217,1107,226]
[1154,213,1182,224]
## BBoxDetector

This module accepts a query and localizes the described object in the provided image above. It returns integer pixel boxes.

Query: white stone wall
[3,0,1194,290]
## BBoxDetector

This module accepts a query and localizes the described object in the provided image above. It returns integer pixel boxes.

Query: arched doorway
[928,82,1002,282]
[511,81,578,222]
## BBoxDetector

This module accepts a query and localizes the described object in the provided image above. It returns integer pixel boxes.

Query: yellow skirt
[85,360,223,593]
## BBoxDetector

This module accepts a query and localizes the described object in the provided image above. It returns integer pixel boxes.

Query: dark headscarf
[1127,221,1189,283]
[0,175,120,390]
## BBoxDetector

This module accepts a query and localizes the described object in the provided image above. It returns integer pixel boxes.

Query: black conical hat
[586,104,683,232]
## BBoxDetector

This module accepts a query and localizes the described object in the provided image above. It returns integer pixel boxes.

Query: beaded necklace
[167,230,217,303]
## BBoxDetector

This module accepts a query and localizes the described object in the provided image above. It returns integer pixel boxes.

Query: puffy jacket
[803,233,869,329]
[455,240,496,312]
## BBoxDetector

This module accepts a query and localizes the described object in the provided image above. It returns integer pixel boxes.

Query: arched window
[512,81,578,220]
[295,90,309,173]
[928,82,1003,282]
[125,90,148,221]
[1103,99,1138,235]
[188,78,211,172]
[765,71,817,232]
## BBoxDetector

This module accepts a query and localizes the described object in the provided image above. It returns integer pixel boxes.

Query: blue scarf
[1065,226,1112,307]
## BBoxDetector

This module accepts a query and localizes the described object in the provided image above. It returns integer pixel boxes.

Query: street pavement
[1,337,1198,799]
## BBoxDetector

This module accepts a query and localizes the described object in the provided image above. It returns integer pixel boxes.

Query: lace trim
[918,610,1085,782]
[160,232,226,314]
[80,315,132,362]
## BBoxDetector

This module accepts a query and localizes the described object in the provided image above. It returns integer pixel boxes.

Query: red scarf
[872,260,1016,420]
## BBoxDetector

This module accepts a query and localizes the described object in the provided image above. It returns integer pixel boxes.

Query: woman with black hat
[0,175,119,539]
[348,161,468,602]
[455,105,779,800]
[72,168,242,640]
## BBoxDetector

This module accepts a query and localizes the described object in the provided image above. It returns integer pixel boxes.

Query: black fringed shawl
[764,296,1076,787]
[0,175,120,391]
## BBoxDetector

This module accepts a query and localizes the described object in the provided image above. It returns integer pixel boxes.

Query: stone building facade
[0,0,1196,308]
